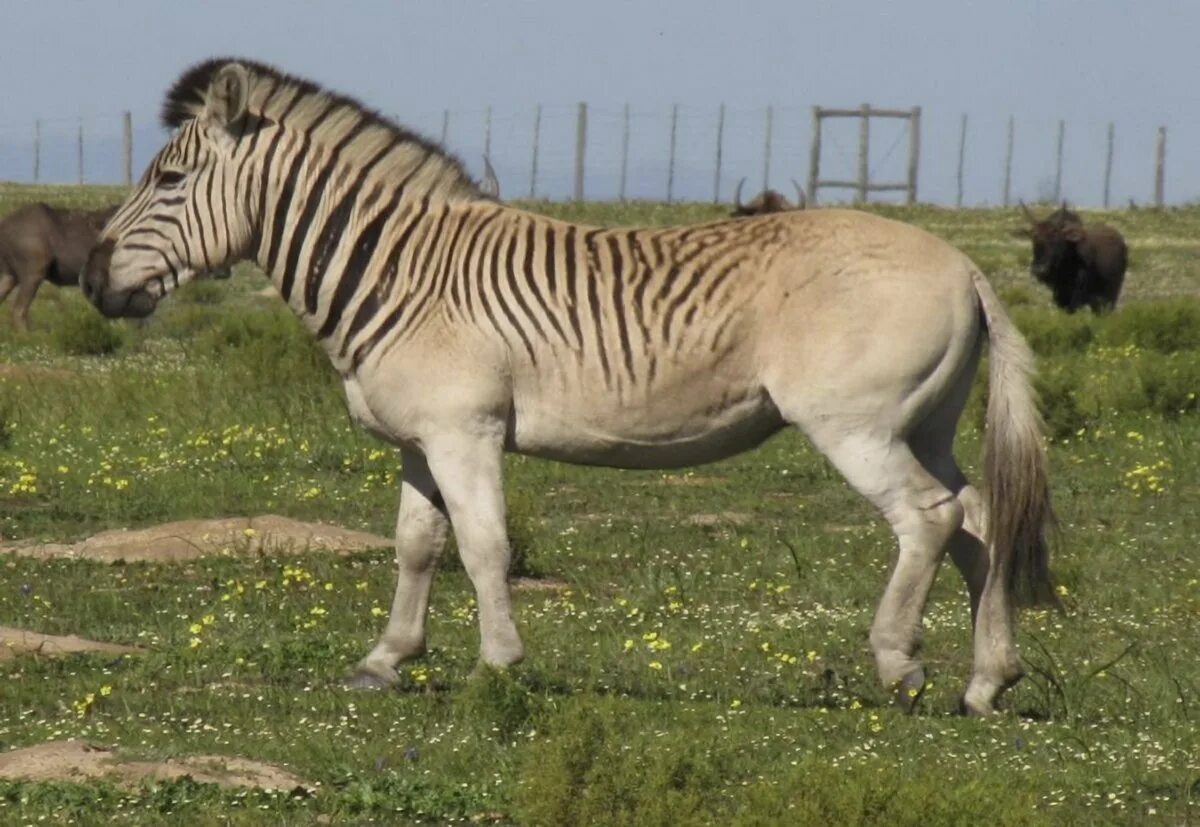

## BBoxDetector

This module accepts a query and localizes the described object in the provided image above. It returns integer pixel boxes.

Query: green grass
[1,186,1198,824]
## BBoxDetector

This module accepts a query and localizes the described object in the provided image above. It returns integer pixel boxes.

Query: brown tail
[971,270,1059,608]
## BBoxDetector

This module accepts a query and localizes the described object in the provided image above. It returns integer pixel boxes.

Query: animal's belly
[508,390,785,469]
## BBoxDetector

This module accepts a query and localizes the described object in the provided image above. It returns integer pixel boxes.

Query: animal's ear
[203,63,250,129]
[1012,227,1032,239]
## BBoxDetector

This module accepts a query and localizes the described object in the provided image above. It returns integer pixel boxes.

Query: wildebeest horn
[480,155,500,199]
[1018,199,1037,224]
[791,179,807,209]
[734,178,746,210]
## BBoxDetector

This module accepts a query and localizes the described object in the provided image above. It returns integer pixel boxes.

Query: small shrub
[176,279,225,306]
[1139,352,1200,417]
[1012,307,1095,355]
[459,667,544,742]
[998,283,1036,308]
[513,703,731,827]
[51,305,128,356]
[1034,364,1089,438]
[1097,299,1200,352]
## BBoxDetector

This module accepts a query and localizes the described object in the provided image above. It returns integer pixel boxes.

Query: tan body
[84,59,1055,715]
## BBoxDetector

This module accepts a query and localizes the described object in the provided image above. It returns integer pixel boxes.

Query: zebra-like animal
[83,59,1055,715]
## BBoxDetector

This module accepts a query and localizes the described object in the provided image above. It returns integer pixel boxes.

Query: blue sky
[2,0,1194,205]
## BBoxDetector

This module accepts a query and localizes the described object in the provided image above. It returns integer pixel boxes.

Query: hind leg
[802,424,964,709]
[0,271,15,318]
[10,270,42,332]
[912,435,1023,715]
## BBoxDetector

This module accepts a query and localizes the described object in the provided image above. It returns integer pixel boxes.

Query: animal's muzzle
[81,240,159,319]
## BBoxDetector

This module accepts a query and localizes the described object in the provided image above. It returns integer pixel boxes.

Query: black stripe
[701,256,744,304]
[286,114,371,307]
[522,221,569,345]
[583,232,611,384]
[661,262,715,343]
[342,200,427,359]
[301,125,391,317]
[435,211,472,307]
[352,201,447,364]
[607,235,635,380]
[627,231,654,343]
[457,208,503,325]
[316,187,403,340]
[503,219,548,346]
[543,222,557,298]
[562,226,583,347]
[253,88,306,262]
[189,176,212,271]
[487,219,538,363]
[268,132,315,285]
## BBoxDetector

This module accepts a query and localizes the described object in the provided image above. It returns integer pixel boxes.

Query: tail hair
[972,270,1060,608]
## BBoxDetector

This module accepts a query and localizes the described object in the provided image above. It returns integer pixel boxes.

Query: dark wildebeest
[1017,201,1128,313]
[0,201,232,330]
[731,178,807,217]
[0,203,118,330]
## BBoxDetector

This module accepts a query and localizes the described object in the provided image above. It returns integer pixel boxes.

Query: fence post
[122,111,133,186]
[574,102,587,202]
[956,113,967,207]
[529,104,542,199]
[1053,119,1064,202]
[808,106,822,206]
[906,106,920,204]
[619,103,630,203]
[1154,126,1166,206]
[713,102,725,204]
[33,119,41,183]
[1002,116,1014,207]
[484,106,492,161]
[667,103,679,203]
[857,103,870,204]
[762,105,773,192]
[440,109,450,145]
[1103,122,1114,208]
[77,119,85,185]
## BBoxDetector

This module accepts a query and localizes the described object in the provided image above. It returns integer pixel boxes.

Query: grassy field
[0,184,1198,824]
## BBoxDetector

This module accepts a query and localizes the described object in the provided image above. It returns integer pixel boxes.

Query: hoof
[960,667,1025,716]
[344,669,398,690]
[957,695,994,716]
[469,660,517,682]
[892,667,926,714]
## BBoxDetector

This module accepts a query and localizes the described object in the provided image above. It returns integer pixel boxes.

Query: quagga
[83,59,1056,715]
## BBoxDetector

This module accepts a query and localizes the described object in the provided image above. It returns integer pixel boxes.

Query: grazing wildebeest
[1017,201,1128,313]
[83,58,1056,715]
[731,178,807,217]
[0,203,118,330]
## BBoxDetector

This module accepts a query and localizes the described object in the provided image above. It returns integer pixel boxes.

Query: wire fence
[0,103,1194,207]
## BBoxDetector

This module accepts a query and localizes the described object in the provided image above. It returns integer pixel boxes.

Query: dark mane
[160,57,480,196]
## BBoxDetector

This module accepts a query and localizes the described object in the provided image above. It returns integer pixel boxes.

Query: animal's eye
[157,170,187,187]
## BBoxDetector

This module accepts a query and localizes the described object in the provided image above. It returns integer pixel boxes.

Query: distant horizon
[2,1,1194,206]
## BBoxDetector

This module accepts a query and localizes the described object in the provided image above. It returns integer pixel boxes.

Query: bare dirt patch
[511,576,570,592]
[0,740,310,791]
[684,511,754,527]
[0,364,77,381]
[0,627,142,662]
[0,515,392,563]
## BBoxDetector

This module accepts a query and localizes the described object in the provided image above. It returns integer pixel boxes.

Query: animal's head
[1015,200,1085,283]
[83,60,258,318]
[731,179,807,217]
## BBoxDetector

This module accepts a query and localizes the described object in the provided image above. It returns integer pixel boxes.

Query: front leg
[424,429,524,668]
[350,447,449,687]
